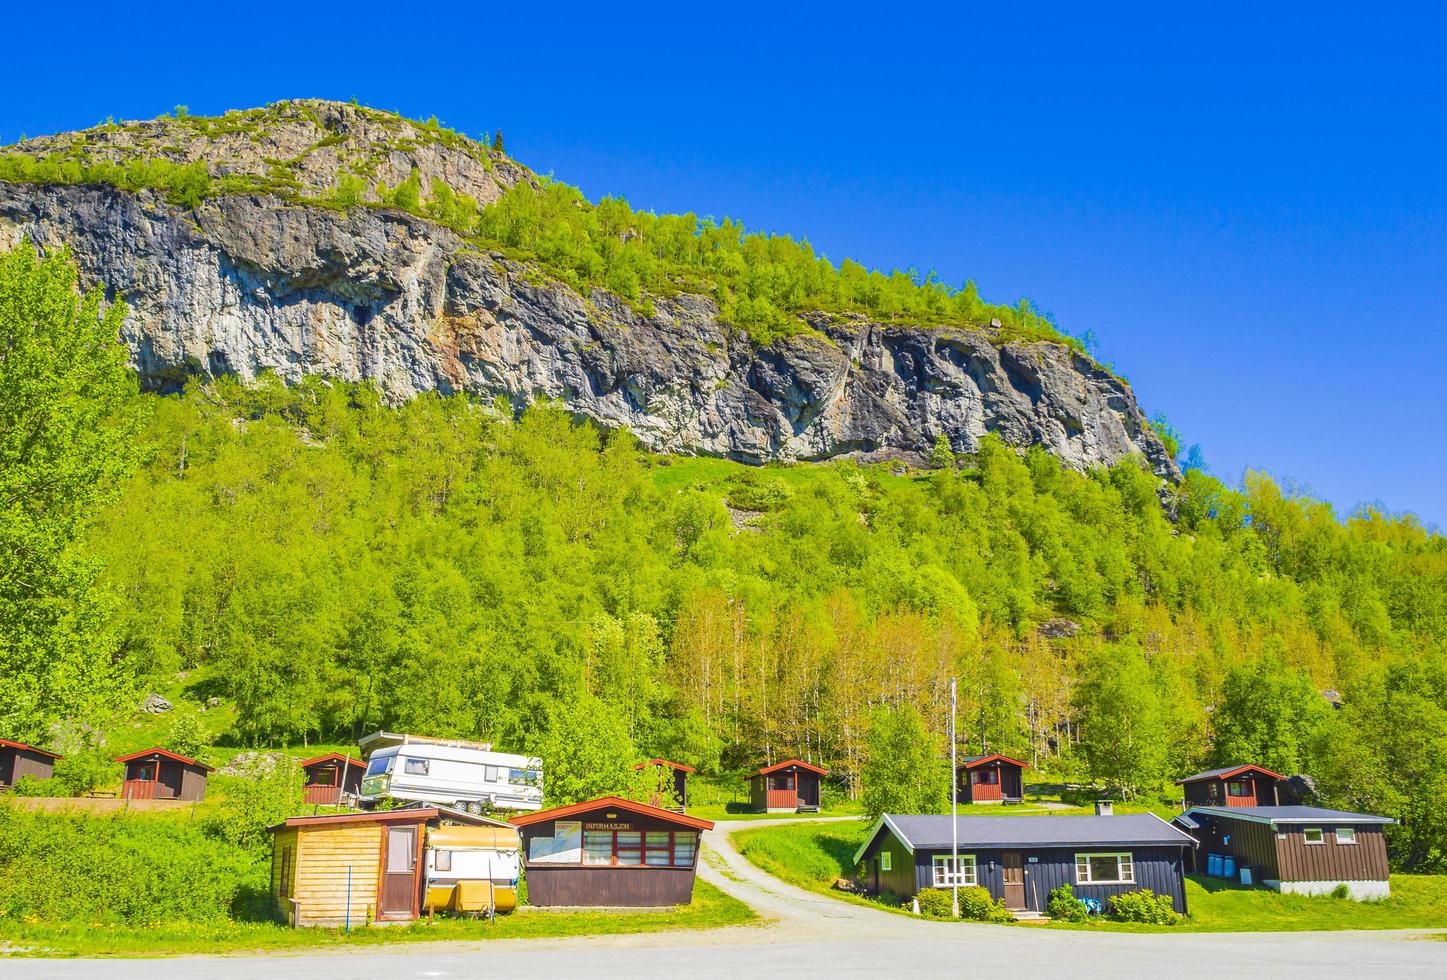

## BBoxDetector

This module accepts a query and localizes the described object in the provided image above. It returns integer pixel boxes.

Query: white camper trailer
[358,732,543,813]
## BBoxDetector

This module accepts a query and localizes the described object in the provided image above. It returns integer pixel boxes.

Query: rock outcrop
[0,105,1178,476]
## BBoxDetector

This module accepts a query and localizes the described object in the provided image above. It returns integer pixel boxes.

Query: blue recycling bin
[1223,856,1237,879]
[1207,854,1222,877]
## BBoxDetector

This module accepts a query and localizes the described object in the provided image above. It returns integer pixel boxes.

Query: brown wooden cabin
[1176,764,1283,808]
[299,752,364,805]
[117,747,212,801]
[511,796,714,907]
[633,758,694,811]
[0,739,62,789]
[748,759,826,813]
[268,805,515,927]
[956,753,1028,804]
[1176,805,1394,900]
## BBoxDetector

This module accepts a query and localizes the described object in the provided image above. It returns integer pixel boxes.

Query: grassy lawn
[0,880,755,957]
[732,820,1447,932]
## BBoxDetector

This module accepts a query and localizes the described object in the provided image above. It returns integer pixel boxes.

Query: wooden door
[380,825,419,919]
[1002,851,1025,909]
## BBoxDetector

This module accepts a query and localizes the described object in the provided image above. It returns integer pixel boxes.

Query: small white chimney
[1095,800,1113,816]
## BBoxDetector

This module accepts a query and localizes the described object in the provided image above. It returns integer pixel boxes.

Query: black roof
[1186,805,1394,826]
[855,813,1194,863]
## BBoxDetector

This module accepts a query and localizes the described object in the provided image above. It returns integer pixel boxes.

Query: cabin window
[582,829,699,866]
[1336,827,1357,845]
[1304,827,1325,844]
[435,849,453,872]
[673,832,698,866]
[404,758,429,776]
[311,767,337,786]
[1075,852,1134,885]
[973,768,999,785]
[615,831,643,865]
[134,762,158,781]
[768,773,795,791]
[879,851,892,872]
[932,855,977,887]
[583,831,614,865]
[645,832,673,866]
[1227,780,1248,797]
[485,765,499,782]
[278,846,293,898]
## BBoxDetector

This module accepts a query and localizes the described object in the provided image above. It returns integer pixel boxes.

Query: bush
[1108,888,1178,925]
[0,804,264,924]
[1331,883,1351,900]
[1046,884,1088,922]
[915,887,955,918]
[203,762,303,848]
[9,774,53,796]
[52,746,117,796]
[958,885,1015,923]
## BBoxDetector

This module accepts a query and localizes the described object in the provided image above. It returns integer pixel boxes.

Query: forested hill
[0,100,1175,474]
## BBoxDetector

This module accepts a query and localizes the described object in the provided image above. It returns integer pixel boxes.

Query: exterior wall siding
[2,748,57,784]
[1188,814,1388,885]
[517,808,705,908]
[286,823,386,927]
[1189,813,1280,880]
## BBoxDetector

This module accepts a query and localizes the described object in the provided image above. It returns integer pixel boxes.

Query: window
[974,768,999,785]
[484,765,499,783]
[365,755,393,777]
[1227,780,1248,797]
[1336,827,1356,845]
[932,855,977,887]
[386,828,415,872]
[769,773,795,791]
[583,831,613,865]
[509,768,540,786]
[278,846,293,898]
[134,762,157,781]
[615,831,642,866]
[1075,852,1134,885]
[673,833,697,866]
[311,766,336,786]
[404,758,429,776]
[880,851,892,872]
[1304,827,1325,844]
[435,849,453,872]
[645,832,673,866]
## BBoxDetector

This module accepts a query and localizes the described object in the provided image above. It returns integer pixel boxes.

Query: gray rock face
[139,693,173,714]
[0,181,1178,477]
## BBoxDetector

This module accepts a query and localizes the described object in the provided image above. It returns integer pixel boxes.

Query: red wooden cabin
[0,739,62,789]
[957,753,1028,804]
[299,752,365,805]
[117,747,212,801]
[748,759,826,813]
[1177,764,1283,808]
[633,758,694,811]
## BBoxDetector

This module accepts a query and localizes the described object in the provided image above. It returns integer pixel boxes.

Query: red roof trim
[632,758,697,773]
[0,738,62,760]
[114,746,214,771]
[1176,764,1285,785]
[960,753,1030,770]
[756,758,827,777]
[508,795,714,831]
[299,752,365,769]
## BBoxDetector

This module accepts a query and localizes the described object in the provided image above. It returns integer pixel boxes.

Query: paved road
[8,817,1447,978]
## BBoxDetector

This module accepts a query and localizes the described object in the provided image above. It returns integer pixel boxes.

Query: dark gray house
[853,812,1196,915]
[1176,805,1394,900]
[0,739,62,788]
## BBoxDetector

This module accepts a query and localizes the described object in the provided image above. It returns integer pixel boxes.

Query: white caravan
[358,731,543,813]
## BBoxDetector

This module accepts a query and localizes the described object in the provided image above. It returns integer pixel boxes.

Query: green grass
[0,880,755,957]
[732,820,1447,932]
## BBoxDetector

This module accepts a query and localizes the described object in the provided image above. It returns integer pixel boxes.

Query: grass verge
[732,820,1447,932]
[0,880,755,957]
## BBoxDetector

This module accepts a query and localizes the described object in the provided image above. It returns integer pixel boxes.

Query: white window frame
[1075,852,1135,885]
[879,850,892,872]
[931,854,977,887]
[1335,827,1356,845]
[1304,827,1325,844]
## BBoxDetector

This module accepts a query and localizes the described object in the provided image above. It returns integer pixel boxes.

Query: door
[381,825,419,919]
[1002,851,1025,910]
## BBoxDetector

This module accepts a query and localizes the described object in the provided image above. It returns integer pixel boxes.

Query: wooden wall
[0,747,55,786]
[273,823,385,927]
[1276,825,1388,882]
[525,866,697,907]
[1189,812,1280,880]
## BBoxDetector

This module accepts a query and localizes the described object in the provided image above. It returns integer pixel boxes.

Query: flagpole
[950,675,959,919]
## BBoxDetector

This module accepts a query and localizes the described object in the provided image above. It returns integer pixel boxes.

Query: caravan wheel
[465,801,483,815]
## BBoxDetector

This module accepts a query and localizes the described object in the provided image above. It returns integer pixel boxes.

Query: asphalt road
[8,817,1447,979]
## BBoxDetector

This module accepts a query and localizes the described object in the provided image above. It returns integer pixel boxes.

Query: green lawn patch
[0,880,755,957]
[732,820,1447,932]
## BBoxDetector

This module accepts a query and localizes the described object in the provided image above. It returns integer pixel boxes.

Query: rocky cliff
[0,102,1177,476]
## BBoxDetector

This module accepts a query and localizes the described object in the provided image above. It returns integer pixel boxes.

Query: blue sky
[6,2,1445,525]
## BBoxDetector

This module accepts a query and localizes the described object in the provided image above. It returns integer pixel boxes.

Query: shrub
[203,762,303,848]
[52,746,117,796]
[958,885,1014,923]
[1046,883,1088,922]
[1331,883,1351,900]
[9,774,52,796]
[167,713,213,762]
[915,887,955,918]
[1108,888,1178,925]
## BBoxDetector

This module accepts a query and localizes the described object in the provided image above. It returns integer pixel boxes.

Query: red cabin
[957,753,1028,804]
[117,747,212,801]
[300,752,365,805]
[1177,764,1283,808]
[0,739,62,788]
[633,759,694,812]
[748,759,826,813]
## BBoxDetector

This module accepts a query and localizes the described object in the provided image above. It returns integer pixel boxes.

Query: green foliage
[1075,646,1169,798]
[0,153,211,207]
[526,693,655,807]
[1148,412,1182,459]
[0,245,142,739]
[861,704,949,822]
[167,713,214,763]
[958,884,1015,922]
[492,129,505,153]
[1211,659,1333,774]
[914,887,955,918]
[388,167,422,211]
[1331,882,1351,899]
[9,774,52,796]
[331,171,368,207]
[929,434,955,469]
[204,764,304,849]
[51,745,116,797]
[1107,888,1179,924]
[1046,883,1089,921]
[0,804,263,924]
